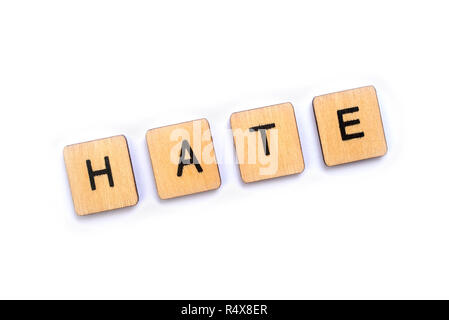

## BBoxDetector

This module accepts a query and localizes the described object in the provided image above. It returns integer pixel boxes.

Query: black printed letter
[249,123,276,156]
[177,140,203,177]
[86,156,114,191]
[337,107,365,141]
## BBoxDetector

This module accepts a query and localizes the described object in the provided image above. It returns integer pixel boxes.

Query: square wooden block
[146,119,221,199]
[63,135,139,216]
[230,103,305,183]
[313,86,387,166]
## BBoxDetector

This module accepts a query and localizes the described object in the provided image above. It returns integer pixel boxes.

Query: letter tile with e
[146,119,221,199]
[63,135,139,216]
[313,86,388,166]
[230,102,305,183]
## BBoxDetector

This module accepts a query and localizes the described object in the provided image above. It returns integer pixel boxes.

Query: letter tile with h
[63,135,138,215]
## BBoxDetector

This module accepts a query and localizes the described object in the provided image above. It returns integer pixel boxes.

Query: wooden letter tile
[63,135,139,216]
[146,119,221,199]
[230,103,305,183]
[313,86,387,166]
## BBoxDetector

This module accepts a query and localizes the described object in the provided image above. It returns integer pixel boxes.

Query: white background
[0,0,448,299]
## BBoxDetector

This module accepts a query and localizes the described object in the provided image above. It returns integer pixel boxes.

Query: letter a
[177,140,203,177]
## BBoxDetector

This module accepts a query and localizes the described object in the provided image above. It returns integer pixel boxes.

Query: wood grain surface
[63,135,138,215]
[146,119,221,199]
[230,102,305,183]
[313,86,387,166]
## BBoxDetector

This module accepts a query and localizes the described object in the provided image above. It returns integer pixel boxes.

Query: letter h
[86,156,114,191]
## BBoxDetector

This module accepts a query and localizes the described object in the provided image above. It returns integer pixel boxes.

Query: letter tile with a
[146,119,221,199]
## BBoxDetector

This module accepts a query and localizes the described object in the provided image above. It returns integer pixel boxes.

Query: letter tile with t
[230,103,305,183]
[313,86,388,166]
[146,119,221,199]
[63,135,139,215]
